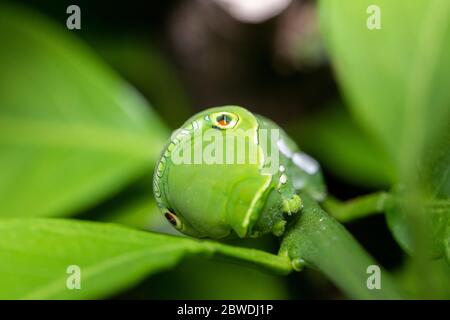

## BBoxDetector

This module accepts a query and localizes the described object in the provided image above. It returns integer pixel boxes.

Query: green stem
[200,241,293,275]
[280,193,403,299]
[323,191,393,222]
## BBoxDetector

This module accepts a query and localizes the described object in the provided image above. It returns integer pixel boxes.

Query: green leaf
[320,0,450,291]
[280,193,402,299]
[97,197,164,231]
[319,0,450,171]
[446,227,450,264]
[0,4,169,218]
[79,175,171,232]
[385,130,450,260]
[287,105,394,187]
[133,257,289,299]
[0,219,291,299]
[90,37,193,128]
[386,191,450,258]
[422,128,450,198]
[395,258,450,299]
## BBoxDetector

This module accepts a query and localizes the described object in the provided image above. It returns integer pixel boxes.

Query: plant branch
[280,193,403,299]
[323,191,393,222]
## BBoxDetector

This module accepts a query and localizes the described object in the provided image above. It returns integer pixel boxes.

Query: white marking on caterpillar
[279,165,285,172]
[280,174,287,184]
[153,180,161,197]
[293,177,305,189]
[155,122,197,205]
[277,139,293,158]
[170,128,180,140]
[292,152,319,175]
[156,160,165,177]
[180,129,190,135]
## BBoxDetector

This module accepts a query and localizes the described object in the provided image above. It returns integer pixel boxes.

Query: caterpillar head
[153,106,273,239]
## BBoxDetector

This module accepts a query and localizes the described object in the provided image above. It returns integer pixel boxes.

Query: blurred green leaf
[422,127,450,198]
[287,105,394,187]
[446,230,450,264]
[91,37,193,128]
[83,175,175,234]
[319,0,450,171]
[320,0,450,292]
[385,199,415,257]
[385,196,446,258]
[0,4,169,218]
[429,200,450,258]
[385,136,450,259]
[0,219,291,299]
[98,197,163,231]
[129,257,289,299]
[395,258,450,299]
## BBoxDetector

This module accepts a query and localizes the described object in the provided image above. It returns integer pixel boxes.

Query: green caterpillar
[153,106,326,239]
